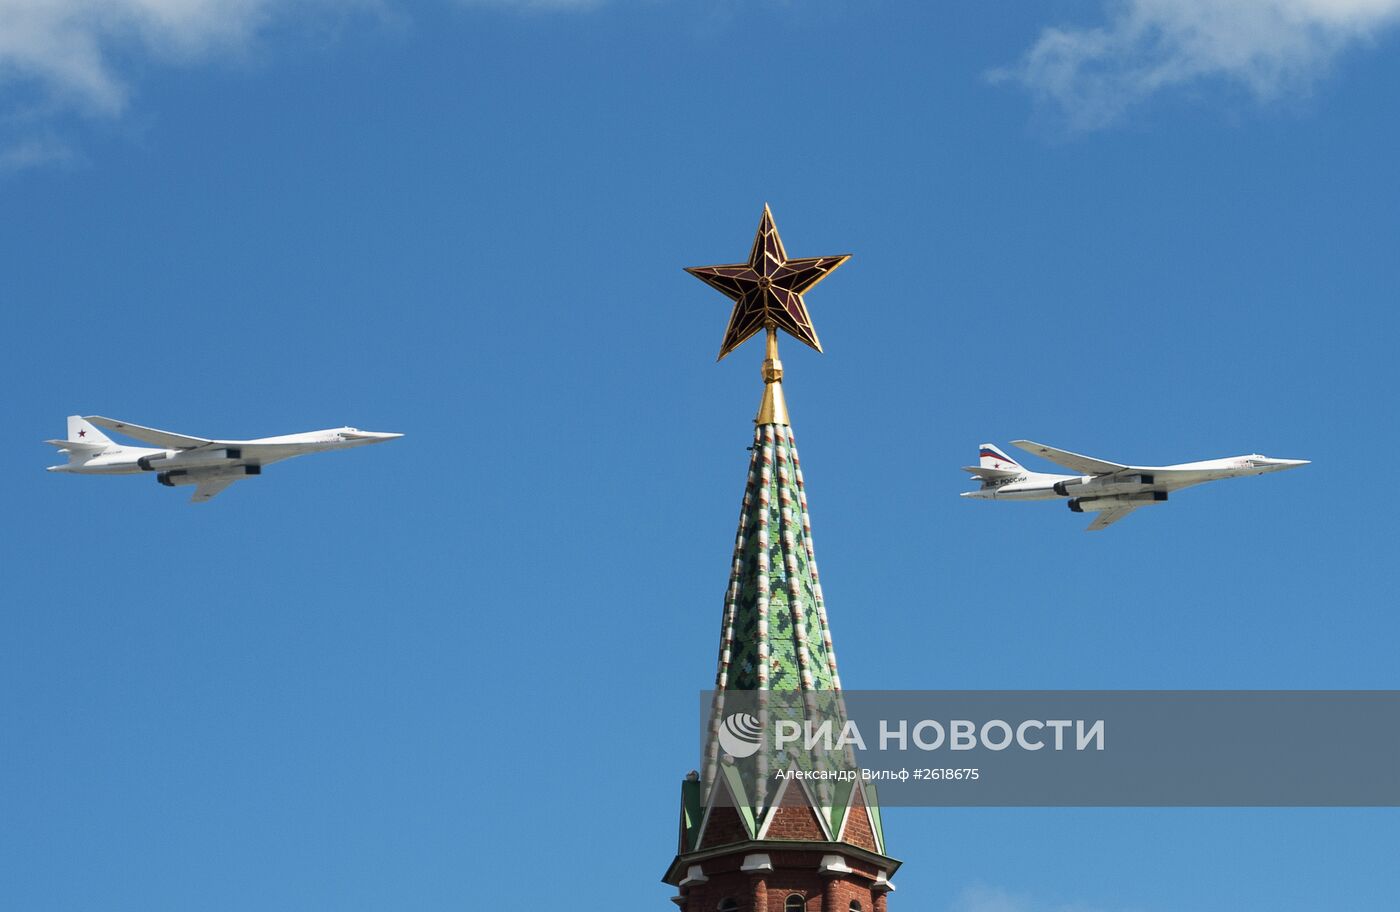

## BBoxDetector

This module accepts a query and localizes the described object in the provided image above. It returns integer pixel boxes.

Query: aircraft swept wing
[1086,507,1138,531]
[88,415,322,463]
[86,416,212,450]
[1011,440,1127,475]
[191,476,241,503]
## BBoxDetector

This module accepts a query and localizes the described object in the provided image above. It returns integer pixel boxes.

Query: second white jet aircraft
[46,416,402,502]
[962,440,1308,530]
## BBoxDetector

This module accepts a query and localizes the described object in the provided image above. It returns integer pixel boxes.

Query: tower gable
[838,783,881,854]
[697,803,752,850]
[759,777,831,842]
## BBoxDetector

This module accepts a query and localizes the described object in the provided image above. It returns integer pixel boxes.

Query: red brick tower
[666,209,900,912]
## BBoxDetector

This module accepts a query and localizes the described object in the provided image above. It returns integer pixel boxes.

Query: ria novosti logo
[715,709,1106,757]
[718,712,763,758]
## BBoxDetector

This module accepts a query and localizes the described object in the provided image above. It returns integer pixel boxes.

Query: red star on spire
[685,205,850,361]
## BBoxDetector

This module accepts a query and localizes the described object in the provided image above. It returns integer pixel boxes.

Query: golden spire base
[755,325,790,426]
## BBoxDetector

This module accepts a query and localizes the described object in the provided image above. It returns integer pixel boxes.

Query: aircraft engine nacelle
[156,465,260,487]
[137,451,172,471]
[1055,474,1157,497]
[1068,491,1168,513]
[139,448,243,471]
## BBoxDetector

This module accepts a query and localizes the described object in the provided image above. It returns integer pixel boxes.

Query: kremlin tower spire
[666,207,899,912]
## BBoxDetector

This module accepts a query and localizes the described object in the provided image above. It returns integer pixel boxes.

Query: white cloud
[951,884,1142,912]
[994,0,1400,130]
[0,134,76,171]
[954,885,1033,912]
[456,0,604,8]
[0,0,280,116]
[0,0,610,170]
[0,1,402,171]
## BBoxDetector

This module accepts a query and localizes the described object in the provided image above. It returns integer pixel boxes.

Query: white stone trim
[741,853,774,872]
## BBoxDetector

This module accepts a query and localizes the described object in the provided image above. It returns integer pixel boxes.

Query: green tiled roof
[713,421,840,695]
[689,412,884,851]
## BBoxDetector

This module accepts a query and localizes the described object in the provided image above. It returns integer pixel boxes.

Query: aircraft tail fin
[45,416,115,466]
[66,416,115,446]
[963,443,1026,481]
[977,443,1023,472]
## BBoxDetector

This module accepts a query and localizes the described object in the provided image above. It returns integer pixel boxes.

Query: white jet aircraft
[962,441,1308,531]
[46,416,402,502]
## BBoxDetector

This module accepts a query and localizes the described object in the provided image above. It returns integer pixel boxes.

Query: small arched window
[850,902,864,912]
[785,895,806,912]
[717,900,739,912]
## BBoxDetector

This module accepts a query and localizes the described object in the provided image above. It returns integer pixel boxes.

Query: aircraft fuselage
[966,456,1303,503]
[46,416,403,502]
[47,428,392,476]
[48,431,397,479]
[962,441,1308,530]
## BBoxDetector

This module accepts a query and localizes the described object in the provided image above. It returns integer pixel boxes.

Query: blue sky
[3,2,1399,909]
